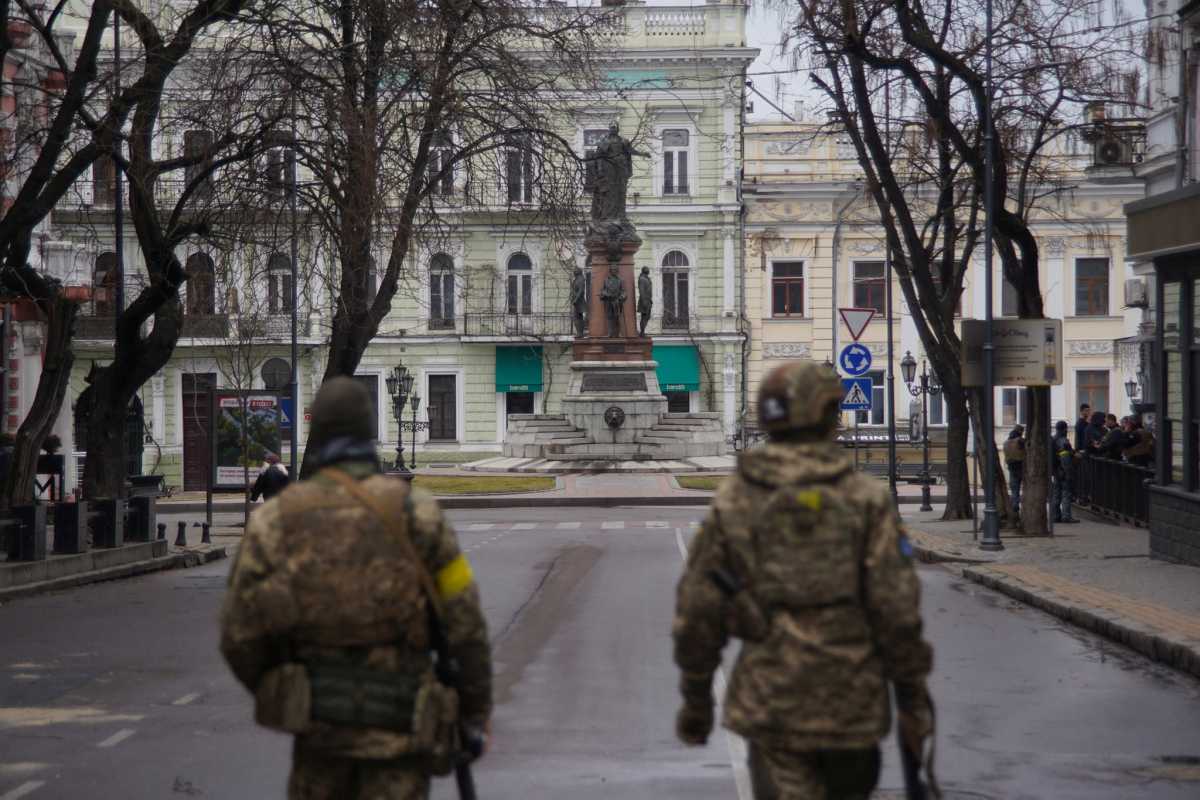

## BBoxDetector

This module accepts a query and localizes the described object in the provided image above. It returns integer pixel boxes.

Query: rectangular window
[505,135,534,204]
[1001,388,1028,427]
[929,395,945,426]
[1001,277,1019,317]
[583,129,606,192]
[1076,370,1109,417]
[428,131,454,197]
[855,370,886,426]
[184,130,214,200]
[507,274,532,315]
[93,156,116,206]
[430,271,455,328]
[1075,257,1110,316]
[771,261,805,317]
[269,272,293,314]
[662,129,689,195]
[665,392,691,413]
[266,146,295,201]
[662,270,689,328]
[853,261,886,314]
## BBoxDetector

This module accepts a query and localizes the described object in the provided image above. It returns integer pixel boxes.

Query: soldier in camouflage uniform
[673,361,934,799]
[220,377,492,800]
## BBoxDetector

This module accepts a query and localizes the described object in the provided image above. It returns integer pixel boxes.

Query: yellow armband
[435,554,474,600]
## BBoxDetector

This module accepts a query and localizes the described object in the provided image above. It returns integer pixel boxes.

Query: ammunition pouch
[253,661,461,769]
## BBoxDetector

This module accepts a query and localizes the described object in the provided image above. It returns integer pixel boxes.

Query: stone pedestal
[560,361,667,456]
[574,237,650,361]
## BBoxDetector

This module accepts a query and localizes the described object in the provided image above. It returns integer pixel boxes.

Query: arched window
[506,252,532,315]
[661,250,689,328]
[267,253,293,314]
[93,252,117,315]
[185,252,216,315]
[430,253,455,328]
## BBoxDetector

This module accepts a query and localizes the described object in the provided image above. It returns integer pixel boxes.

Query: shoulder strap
[321,469,446,622]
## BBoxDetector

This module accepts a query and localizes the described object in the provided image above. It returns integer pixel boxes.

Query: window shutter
[430,272,442,318]
[507,275,518,314]
[678,273,689,319]
[506,150,521,202]
[521,275,532,314]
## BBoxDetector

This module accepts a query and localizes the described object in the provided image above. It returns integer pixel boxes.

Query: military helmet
[308,376,376,452]
[757,360,843,438]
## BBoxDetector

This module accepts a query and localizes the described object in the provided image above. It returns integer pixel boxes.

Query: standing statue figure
[599,264,626,338]
[586,124,650,224]
[637,266,653,337]
[570,267,588,338]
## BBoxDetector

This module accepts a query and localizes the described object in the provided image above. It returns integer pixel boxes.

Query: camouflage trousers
[288,753,430,800]
[747,743,880,800]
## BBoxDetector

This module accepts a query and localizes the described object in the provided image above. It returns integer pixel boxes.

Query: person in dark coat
[250,453,290,502]
[1051,421,1079,523]
[1099,415,1129,459]
[1074,404,1091,450]
[1083,411,1108,456]
[1003,425,1025,517]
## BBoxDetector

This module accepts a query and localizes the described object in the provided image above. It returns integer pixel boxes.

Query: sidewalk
[905,508,1200,679]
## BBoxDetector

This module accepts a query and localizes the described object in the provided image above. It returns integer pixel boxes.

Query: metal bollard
[195,521,211,545]
[174,520,187,547]
[157,522,167,540]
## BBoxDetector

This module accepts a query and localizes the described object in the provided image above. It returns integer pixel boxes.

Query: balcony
[464,312,574,339]
[76,315,117,340]
[181,314,230,339]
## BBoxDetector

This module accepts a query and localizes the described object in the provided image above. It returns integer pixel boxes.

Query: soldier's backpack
[1003,438,1024,463]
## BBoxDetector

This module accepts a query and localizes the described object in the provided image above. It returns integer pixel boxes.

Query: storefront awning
[495,346,543,393]
[653,345,699,393]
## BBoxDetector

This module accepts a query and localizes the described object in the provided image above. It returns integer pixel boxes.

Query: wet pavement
[1,506,1198,799]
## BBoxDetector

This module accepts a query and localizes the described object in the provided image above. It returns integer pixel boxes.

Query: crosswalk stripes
[555,521,582,530]
[467,523,494,531]
[511,523,537,530]
[600,521,625,530]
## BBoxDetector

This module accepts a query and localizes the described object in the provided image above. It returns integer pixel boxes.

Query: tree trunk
[2,296,78,511]
[940,385,973,519]
[1021,385,1050,535]
[81,366,133,500]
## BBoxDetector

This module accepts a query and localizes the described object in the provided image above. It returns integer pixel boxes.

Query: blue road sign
[279,398,294,426]
[838,343,873,377]
[840,377,873,411]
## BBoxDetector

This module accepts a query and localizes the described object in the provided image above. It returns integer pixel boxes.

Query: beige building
[742,120,1145,448]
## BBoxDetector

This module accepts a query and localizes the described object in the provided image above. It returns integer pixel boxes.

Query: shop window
[771,261,804,317]
[853,261,886,314]
[1075,257,1109,316]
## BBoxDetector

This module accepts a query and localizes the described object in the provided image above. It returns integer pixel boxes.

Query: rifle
[429,604,484,800]
[896,693,940,800]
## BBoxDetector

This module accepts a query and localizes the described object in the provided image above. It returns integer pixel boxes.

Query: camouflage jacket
[219,461,492,759]
[673,441,932,751]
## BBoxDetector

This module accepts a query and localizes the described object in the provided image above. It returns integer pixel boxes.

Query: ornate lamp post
[902,351,941,512]
[1125,377,1139,409]
[385,363,414,473]
[407,391,429,471]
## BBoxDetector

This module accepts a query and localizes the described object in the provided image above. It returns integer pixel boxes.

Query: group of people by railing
[1006,402,1157,526]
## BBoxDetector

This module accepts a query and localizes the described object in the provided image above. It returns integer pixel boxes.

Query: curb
[958,565,1200,680]
[0,546,227,603]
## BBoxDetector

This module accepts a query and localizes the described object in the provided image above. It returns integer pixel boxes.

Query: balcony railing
[181,314,230,338]
[1074,455,1154,526]
[464,312,574,338]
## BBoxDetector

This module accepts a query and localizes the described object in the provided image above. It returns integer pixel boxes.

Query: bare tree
[789,0,1142,531]
[236,0,612,474]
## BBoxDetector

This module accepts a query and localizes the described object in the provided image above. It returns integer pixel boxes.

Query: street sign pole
[979,0,1003,552]
[884,79,898,511]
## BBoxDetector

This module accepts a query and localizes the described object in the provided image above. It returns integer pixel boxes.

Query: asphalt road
[2,506,1200,800]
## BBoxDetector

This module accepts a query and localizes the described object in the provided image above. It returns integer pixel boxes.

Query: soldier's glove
[677,673,714,746]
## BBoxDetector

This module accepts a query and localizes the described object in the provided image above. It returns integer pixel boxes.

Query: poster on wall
[213,392,282,488]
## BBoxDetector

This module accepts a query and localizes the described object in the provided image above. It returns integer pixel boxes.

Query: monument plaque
[581,372,647,393]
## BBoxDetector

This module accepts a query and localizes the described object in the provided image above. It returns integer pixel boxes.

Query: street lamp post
[385,363,414,474]
[408,392,427,471]
[902,351,941,512]
[1125,377,1139,413]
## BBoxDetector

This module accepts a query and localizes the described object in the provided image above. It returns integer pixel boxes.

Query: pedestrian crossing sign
[840,377,873,411]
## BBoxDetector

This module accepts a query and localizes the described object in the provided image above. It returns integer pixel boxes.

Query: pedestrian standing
[1074,404,1091,450]
[1052,420,1079,524]
[1083,411,1108,455]
[1003,424,1025,518]
[673,361,936,799]
[249,452,290,502]
[220,378,492,800]
[1122,418,1155,468]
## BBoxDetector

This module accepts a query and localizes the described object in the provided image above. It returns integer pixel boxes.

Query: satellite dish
[262,357,291,391]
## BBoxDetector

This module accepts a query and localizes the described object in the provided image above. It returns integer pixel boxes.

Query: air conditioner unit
[1124,278,1148,308]
[1094,135,1131,166]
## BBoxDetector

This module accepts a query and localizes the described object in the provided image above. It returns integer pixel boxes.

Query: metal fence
[1074,456,1154,526]
[464,312,574,337]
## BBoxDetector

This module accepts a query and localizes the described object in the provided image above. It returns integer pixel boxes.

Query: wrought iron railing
[464,312,574,337]
[1074,455,1153,525]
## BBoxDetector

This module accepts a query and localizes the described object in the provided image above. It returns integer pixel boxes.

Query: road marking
[646,520,669,528]
[674,528,753,800]
[0,782,45,800]
[512,523,536,530]
[555,522,581,529]
[467,523,494,531]
[171,693,200,706]
[601,521,624,530]
[96,729,135,748]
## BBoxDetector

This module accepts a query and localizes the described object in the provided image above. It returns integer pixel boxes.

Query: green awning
[653,345,699,393]
[495,346,543,393]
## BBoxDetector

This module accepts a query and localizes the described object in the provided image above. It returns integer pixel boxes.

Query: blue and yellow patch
[898,533,914,559]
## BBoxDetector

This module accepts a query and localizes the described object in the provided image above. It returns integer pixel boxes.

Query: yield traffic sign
[839,307,876,341]
[838,343,872,377]
[840,377,873,411]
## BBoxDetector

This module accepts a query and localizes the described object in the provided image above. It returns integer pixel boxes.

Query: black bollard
[196,521,211,545]
[174,520,187,547]
[157,522,166,540]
